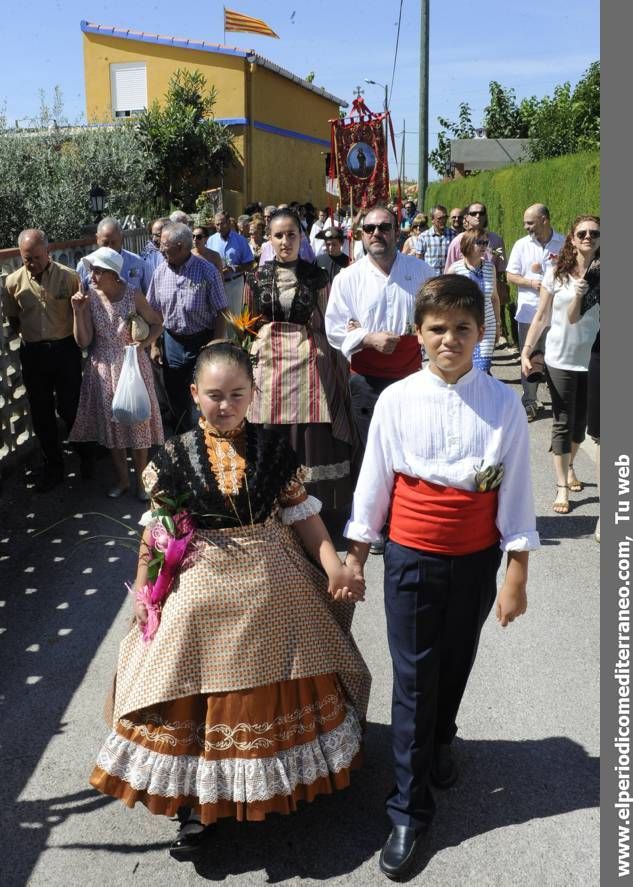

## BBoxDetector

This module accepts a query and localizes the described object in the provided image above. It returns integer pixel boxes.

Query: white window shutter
[110,63,147,116]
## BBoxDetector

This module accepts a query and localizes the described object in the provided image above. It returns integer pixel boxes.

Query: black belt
[165,328,214,345]
[224,273,244,282]
[22,335,76,348]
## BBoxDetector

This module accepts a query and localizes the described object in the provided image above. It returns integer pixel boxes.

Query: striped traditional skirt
[90,519,371,824]
[248,321,356,510]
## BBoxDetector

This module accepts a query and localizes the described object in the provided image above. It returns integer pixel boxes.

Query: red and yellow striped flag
[224,8,279,39]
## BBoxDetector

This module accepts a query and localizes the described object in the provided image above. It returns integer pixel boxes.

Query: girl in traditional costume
[89,341,370,862]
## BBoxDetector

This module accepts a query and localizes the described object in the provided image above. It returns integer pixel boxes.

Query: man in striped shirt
[414,205,455,272]
[148,223,227,432]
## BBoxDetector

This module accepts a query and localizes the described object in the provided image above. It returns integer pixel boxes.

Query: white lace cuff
[281,495,322,525]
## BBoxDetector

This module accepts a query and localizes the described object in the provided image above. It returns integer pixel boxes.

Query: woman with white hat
[69,246,164,499]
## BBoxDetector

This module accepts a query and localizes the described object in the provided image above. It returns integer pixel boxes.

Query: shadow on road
[41,727,597,882]
[0,453,142,885]
[537,510,600,543]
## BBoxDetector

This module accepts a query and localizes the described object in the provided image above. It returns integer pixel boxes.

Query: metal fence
[0,230,147,472]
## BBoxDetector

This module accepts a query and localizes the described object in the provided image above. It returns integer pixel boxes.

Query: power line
[388,0,405,107]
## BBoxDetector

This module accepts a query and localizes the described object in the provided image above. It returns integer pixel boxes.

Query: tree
[137,68,235,210]
[0,123,154,245]
[483,82,527,138]
[527,61,600,161]
[428,103,475,177]
[428,62,599,175]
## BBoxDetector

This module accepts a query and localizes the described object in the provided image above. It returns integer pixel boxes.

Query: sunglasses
[450,216,463,221]
[468,210,486,216]
[475,239,489,247]
[575,229,600,240]
[362,222,393,234]
[193,233,205,239]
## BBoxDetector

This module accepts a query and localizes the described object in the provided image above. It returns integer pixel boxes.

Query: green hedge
[425,151,600,268]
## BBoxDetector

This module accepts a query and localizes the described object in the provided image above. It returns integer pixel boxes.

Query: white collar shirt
[507,230,566,323]
[345,366,540,552]
[324,252,435,360]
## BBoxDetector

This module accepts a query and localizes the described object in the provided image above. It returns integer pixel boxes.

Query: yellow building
[81,20,346,213]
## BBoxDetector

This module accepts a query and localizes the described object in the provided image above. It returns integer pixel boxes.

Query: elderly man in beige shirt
[2,228,93,490]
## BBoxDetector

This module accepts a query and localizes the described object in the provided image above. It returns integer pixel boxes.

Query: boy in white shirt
[345,275,539,880]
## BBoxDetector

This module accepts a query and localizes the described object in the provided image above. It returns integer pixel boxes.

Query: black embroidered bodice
[245,259,329,325]
[146,422,300,529]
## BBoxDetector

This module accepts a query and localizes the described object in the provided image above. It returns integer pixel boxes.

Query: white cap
[82,246,124,280]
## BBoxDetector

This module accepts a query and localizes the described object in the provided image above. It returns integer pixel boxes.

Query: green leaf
[163,515,176,535]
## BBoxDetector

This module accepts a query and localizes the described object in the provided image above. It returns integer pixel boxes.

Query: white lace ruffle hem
[95,707,362,804]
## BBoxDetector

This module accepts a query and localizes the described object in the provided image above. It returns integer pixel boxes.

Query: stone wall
[0,230,147,471]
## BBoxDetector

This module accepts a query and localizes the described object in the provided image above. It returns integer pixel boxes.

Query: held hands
[327,560,366,603]
[495,580,527,627]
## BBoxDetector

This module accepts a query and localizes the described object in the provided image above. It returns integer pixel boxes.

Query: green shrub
[0,124,155,246]
[425,151,600,276]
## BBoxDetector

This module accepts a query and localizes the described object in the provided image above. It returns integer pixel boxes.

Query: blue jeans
[162,329,213,432]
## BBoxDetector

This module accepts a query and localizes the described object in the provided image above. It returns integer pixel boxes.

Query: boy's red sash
[388,473,500,555]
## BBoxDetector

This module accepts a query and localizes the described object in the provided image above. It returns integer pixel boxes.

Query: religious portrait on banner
[331,104,390,207]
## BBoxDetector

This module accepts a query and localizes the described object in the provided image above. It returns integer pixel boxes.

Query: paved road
[0,345,599,886]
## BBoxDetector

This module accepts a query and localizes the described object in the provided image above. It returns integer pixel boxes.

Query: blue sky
[1,1,599,183]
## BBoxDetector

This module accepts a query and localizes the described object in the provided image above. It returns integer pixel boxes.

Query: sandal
[567,465,583,492]
[553,484,570,514]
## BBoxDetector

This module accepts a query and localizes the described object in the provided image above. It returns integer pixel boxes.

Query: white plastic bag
[112,345,152,424]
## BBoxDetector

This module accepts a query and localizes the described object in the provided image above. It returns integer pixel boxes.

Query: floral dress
[69,285,163,449]
[89,420,371,824]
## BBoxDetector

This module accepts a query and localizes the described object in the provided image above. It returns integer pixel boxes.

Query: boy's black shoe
[379,825,425,880]
[430,743,458,789]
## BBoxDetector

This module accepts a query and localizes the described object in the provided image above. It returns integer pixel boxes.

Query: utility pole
[418,0,429,208]
[401,120,406,185]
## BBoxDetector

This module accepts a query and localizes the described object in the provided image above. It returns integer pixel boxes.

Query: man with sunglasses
[325,207,435,536]
[444,202,509,342]
[506,204,565,421]
[443,204,506,274]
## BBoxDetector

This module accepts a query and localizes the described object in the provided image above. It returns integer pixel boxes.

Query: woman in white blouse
[520,215,600,514]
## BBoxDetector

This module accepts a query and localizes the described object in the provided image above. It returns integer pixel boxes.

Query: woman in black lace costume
[244,208,356,514]
[89,342,371,862]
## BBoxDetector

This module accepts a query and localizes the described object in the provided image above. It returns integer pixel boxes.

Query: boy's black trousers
[383,538,502,830]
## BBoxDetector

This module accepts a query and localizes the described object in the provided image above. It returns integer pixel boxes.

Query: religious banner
[329,96,391,208]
